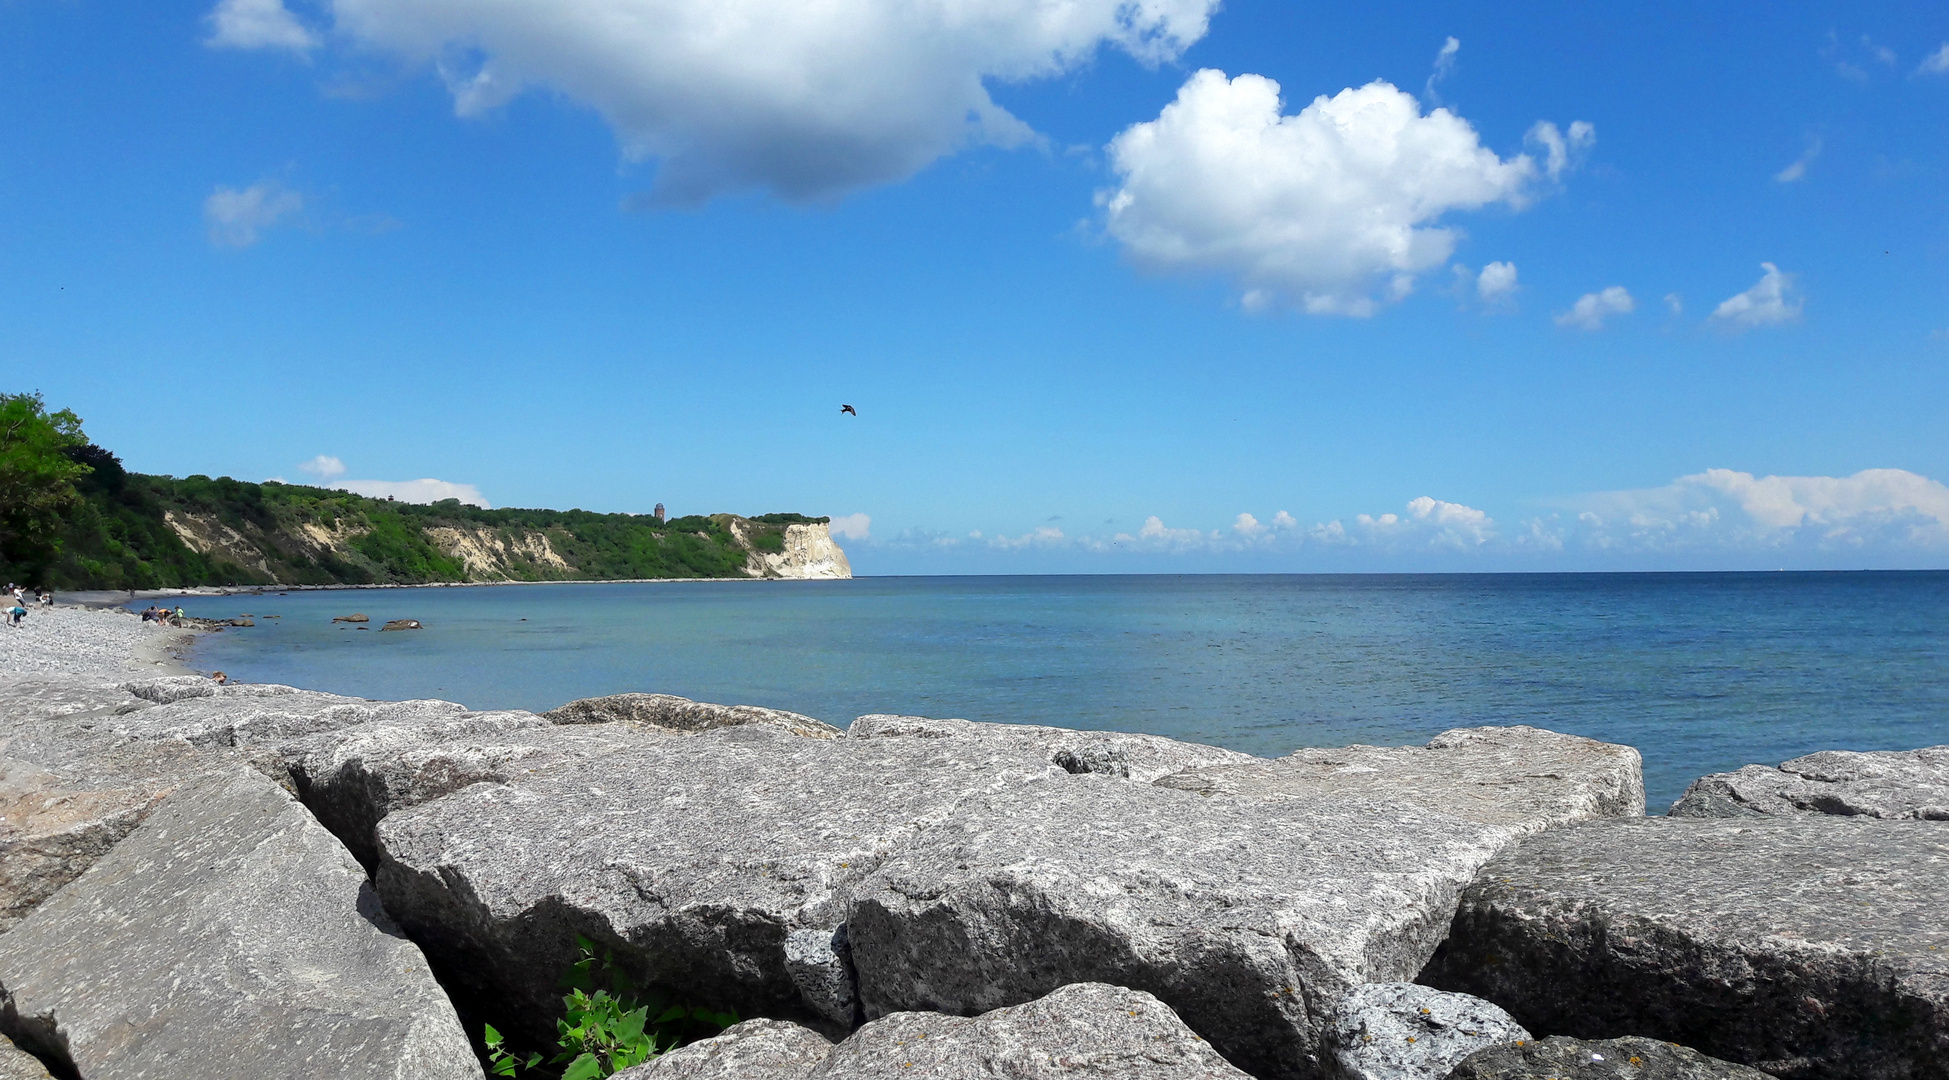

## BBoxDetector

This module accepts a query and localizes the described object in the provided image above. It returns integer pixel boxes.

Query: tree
[0,393,91,582]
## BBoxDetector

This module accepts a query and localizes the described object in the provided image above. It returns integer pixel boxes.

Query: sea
[171,571,1949,812]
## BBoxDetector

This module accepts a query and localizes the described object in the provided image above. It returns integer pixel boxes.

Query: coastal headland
[0,607,1943,1080]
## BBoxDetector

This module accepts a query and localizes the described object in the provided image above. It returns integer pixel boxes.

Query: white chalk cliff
[745,522,853,580]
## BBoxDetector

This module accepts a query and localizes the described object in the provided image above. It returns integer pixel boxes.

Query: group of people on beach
[4,583,50,626]
[139,605,186,625]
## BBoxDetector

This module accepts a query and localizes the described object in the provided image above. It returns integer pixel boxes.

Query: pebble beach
[0,603,193,680]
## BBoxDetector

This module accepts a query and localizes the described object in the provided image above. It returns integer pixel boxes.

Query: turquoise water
[173,572,1949,811]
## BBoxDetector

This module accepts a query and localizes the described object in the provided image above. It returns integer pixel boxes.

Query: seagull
[840,404,857,416]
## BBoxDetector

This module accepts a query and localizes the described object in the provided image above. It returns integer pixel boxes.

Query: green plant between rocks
[485,936,739,1079]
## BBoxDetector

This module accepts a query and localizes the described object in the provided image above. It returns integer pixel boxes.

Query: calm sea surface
[172,572,1949,811]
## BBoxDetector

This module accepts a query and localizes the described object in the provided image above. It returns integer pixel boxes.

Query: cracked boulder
[1669,745,1949,820]
[1323,983,1529,1080]
[619,982,1250,1079]
[1443,1036,1776,1080]
[1420,816,1949,1080]
[845,778,1517,1080]
[0,768,482,1079]
[0,1037,53,1080]
[1156,726,1645,829]
[371,722,1066,1040]
[544,693,842,738]
[848,714,1259,783]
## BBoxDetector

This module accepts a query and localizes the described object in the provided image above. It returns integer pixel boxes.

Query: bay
[175,571,1949,811]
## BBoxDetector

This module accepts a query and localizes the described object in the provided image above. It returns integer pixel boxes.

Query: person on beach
[7,605,25,626]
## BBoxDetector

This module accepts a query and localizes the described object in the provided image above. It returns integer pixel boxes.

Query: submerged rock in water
[1155,725,1646,828]
[1444,1035,1775,1080]
[1421,816,1949,1079]
[332,613,369,623]
[544,692,842,739]
[0,769,480,1079]
[1322,983,1529,1080]
[620,983,1250,1080]
[1668,745,1949,819]
[379,619,423,631]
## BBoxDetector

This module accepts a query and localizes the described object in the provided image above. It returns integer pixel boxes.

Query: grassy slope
[38,465,826,589]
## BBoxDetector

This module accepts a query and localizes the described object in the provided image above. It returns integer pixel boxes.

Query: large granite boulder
[1156,726,1645,828]
[1323,983,1529,1080]
[1669,746,1949,820]
[544,693,842,738]
[1444,1036,1776,1079]
[0,768,481,1079]
[371,722,1068,1040]
[619,982,1251,1079]
[848,713,1259,782]
[845,780,1516,1080]
[1420,816,1949,1080]
[0,1039,52,1080]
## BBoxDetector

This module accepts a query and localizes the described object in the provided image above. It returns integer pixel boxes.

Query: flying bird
[840,404,857,416]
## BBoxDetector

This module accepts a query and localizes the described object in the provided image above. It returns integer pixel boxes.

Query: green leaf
[489,1059,518,1077]
[483,1024,504,1048]
[561,1052,604,1080]
[653,1005,688,1025]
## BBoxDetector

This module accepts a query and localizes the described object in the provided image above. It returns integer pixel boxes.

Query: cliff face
[747,522,853,580]
[421,526,572,581]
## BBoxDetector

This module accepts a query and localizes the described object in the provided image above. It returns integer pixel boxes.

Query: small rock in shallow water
[379,619,423,631]
[331,612,369,623]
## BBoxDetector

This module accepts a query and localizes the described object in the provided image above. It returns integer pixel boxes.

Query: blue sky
[3,0,1946,572]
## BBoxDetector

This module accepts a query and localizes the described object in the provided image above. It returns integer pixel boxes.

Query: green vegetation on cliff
[0,393,829,590]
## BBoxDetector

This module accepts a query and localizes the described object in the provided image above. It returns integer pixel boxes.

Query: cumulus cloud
[1525,119,1594,181]
[1555,286,1634,330]
[297,454,347,481]
[207,0,319,52]
[992,525,1067,549]
[336,478,491,507]
[1424,36,1460,101]
[1556,469,1949,554]
[263,0,1218,204]
[1711,263,1801,328]
[1921,44,1949,75]
[204,182,303,247]
[1774,137,1821,183]
[1476,261,1518,302]
[828,512,871,540]
[1100,69,1585,315]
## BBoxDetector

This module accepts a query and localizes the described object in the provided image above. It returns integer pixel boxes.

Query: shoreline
[59,574,807,609]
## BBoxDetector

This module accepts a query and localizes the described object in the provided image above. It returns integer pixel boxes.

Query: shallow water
[175,572,1949,811]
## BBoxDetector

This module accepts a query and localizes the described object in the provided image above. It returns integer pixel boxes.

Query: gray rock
[811,982,1252,1079]
[845,778,1516,1080]
[849,713,1259,783]
[1324,984,1529,1080]
[0,751,174,934]
[0,1038,52,1080]
[1420,816,1949,1080]
[1669,746,1949,820]
[1157,726,1645,829]
[1443,1035,1776,1079]
[784,926,858,1028]
[371,722,1066,1041]
[615,1018,832,1079]
[544,692,842,738]
[622,983,1251,1080]
[0,768,482,1079]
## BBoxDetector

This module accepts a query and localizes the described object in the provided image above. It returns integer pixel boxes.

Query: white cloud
[1476,260,1518,302]
[1560,469,1949,553]
[207,0,319,52]
[1919,44,1949,75]
[1664,292,1683,316]
[1525,119,1594,181]
[1099,70,1583,315]
[828,512,871,540]
[1711,262,1801,328]
[1233,512,1263,536]
[297,454,347,481]
[204,182,303,247]
[1555,286,1634,330]
[1424,36,1460,100]
[1309,496,1497,551]
[992,525,1067,549]
[336,478,492,507]
[276,0,1219,204]
[1774,137,1821,183]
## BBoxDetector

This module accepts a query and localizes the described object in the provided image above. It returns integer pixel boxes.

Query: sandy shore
[0,604,198,681]
[56,575,806,609]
